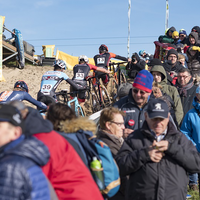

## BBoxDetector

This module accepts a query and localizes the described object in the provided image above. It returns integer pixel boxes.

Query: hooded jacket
[115,121,200,200]
[0,135,50,200]
[181,96,200,152]
[187,32,200,76]
[24,107,103,200]
[151,65,183,125]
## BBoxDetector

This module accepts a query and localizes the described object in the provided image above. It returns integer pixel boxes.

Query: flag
[165,0,169,31]
[127,0,131,58]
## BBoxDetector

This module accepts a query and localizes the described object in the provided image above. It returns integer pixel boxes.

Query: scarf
[176,78,194,97]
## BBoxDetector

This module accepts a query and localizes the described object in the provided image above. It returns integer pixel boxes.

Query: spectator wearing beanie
[114,70,153,137]
[165,49,184,75]
[179,29,189,46]
[151,65,183,126]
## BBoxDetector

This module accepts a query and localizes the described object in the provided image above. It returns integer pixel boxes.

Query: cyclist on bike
[93,44,131,85]
[70,55,111,104]
[0,80,47,110]
[37,59,85,106]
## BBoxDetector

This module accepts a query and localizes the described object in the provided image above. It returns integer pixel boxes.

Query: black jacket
[115,121,200,200]
[114,90,149,131]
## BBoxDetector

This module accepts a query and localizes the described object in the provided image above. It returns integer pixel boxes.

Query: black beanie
[166,49,178,60]
[149,58,162,67]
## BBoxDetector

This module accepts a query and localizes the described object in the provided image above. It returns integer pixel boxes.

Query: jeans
[189,173,198,185]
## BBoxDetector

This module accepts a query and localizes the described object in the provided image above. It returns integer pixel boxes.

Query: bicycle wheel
[91,93,101,113]
[101,85,111,107]
[109,78,118,104]
[119,72,127,85]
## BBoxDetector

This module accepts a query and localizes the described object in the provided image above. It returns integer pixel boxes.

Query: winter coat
[114,90,149,131]
[116,121,200,200]
[187,32,200,77]
[24,107,103,200]
[175,78,197,118]
[151,65,183,125]
[97,130,127,200]
[0,135,50,200]
[181,96,200,152]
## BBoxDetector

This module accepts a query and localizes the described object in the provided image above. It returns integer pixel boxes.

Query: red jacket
[25,107,103,200]
[34,131,103,200]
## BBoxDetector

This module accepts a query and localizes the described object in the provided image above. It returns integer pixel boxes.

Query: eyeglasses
[132,88,146,95]
[109,121,125,127]
[177,75,190,79]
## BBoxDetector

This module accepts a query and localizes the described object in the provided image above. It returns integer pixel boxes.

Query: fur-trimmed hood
[62,117,97,135]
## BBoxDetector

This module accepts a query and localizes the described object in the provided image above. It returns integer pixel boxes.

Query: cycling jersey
[0,91,47,110]
[72,63,97,82]
[39,71,70,98]
[93,52,128,69]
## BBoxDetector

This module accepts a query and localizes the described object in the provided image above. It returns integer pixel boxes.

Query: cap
[147,98,169,119]
[0,104,23,127]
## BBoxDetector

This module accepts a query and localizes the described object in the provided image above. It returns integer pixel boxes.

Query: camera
[132,54,137,62]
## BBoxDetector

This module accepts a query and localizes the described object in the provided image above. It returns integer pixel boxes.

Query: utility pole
[127,0,131,58]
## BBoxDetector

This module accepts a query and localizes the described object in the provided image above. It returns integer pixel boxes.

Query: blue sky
[1,0,200,59]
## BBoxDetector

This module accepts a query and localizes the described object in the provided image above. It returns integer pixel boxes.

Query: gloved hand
[192,46,200,52]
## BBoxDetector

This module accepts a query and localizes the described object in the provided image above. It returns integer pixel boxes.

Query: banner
[56,50,95,70]
[165,0,169,31]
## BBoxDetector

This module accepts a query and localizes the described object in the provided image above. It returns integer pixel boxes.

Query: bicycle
[108,61,127,103]
[86,73,111,112]
[55,89,86,117]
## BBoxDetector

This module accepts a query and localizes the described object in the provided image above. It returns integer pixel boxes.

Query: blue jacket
[0,135,50,200]
[181,97,200,152]
[114,90,149,131]
[0,90,47,110]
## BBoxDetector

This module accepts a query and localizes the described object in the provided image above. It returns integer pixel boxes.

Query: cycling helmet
[14,81,29,93]
[53,59,67,70]
[139,50,145,56]
[78,55,89,63]
[99,44,108,53]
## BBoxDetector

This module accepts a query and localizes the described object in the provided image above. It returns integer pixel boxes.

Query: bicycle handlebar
[109,61,128,66]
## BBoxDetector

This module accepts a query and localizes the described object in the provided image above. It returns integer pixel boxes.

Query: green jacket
[151,65,183,125]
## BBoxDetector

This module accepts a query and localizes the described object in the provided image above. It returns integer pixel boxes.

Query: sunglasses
[132,88,146,95]
[179,34,185,38]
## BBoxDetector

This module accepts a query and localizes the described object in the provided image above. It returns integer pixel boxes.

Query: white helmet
[53,59,67,70]
[78,55,89,63]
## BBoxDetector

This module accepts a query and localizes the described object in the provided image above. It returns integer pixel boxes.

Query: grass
[188,189,199,200]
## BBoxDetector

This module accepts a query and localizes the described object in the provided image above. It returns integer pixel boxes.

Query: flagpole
[127,0,131,58]
[165,0,169,31]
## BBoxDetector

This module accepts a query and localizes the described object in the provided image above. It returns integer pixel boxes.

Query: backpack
[76,131,120,198]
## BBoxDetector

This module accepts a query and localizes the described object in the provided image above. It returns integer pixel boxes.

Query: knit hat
[148,58,162,67]
[166,49,178,59]
[179,29,187,36]
[132,70,153,93]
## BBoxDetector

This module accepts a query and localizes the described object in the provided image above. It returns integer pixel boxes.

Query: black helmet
[14,81,29,93]
[99,44,108,53]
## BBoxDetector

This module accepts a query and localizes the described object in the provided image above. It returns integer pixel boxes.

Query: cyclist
[93,44,130,85]
[0,80,47,110]
[37,59,85,105]
[70,55,111,104]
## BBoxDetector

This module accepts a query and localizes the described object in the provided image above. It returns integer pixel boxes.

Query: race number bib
[41,84,52,91]
[75,73,84,80]
[97,57,105,64]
